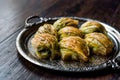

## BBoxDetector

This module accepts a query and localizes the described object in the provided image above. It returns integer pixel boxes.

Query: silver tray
[16,16,120,72]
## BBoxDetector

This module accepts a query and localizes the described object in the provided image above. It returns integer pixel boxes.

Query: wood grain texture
[0,0,120,80]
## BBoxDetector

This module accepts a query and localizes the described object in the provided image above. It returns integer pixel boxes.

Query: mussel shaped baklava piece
[31,33,59,60]
[59,36,90,62]
[58,27,83,40]
[80,21,107,35]
[53,18,79,31]
[85,32,113,56]
[36,24,57,37]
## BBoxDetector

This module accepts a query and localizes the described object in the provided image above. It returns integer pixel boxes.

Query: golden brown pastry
[36,24,57,37]
[59,36,89,62]
[85,32,113,56]
[30,18,114,61]
[58,26,83,40]
[31,33,59,60]
[80,21,107,35]
[53,18,79,31]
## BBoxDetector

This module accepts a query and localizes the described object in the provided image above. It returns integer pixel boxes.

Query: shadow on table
[17,52,119,78]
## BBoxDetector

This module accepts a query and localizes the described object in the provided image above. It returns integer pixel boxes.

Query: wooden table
[0,0,120,80]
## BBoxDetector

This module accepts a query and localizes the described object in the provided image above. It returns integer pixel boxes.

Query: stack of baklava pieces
[31,17,113,62]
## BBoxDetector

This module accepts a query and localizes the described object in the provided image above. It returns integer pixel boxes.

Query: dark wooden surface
[0,0,120,80]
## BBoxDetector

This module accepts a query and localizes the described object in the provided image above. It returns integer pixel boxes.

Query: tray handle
[111,55,120,70]
[25,15,47,28]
